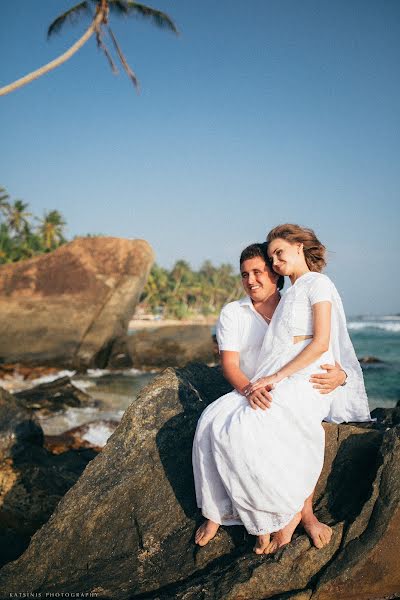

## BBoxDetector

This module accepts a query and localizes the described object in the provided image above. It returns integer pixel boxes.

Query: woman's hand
[245,373,281,394]
[246,389,273,410]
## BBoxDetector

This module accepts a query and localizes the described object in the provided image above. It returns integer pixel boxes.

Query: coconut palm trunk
[0,8,105,97]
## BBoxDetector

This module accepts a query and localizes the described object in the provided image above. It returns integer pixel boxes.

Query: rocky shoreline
[0,364,399,599]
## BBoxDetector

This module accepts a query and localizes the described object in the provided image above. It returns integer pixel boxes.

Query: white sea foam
[81,422,118,447]
[86,369,111,378]
[38,406,124,436]
[347,321,400,333]
[72,379,96,391]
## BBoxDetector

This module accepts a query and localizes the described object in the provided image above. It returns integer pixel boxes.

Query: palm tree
[5,200,32,236]
[0,0,178,97]
[36,210,67,250]
[0,187,10,218]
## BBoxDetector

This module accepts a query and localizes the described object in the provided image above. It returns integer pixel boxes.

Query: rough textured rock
[0,237,154,369]
[124,324,215,368]
[0,387,97,568]
[312,426,400,600]
[0,365,398,600]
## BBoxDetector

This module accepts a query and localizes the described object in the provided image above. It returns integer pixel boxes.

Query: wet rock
[358,356,384,364]
[0,386,97,568]
[14,376,95,414]
[125,325,215,368]
[371,406,400,428]
[44,419,120,454]
[0,364,394,600]
[0,237,154,369]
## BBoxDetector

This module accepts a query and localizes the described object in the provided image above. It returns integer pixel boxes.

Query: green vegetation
[140,260,243,320]
[0,186,67,263]
[1,185,242,318]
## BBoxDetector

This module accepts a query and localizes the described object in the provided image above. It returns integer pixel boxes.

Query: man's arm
[221,351,272,410]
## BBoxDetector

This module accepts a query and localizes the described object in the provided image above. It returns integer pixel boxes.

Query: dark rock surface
[358,356,384,364]
[15,375,95,415]
[0,386,97,568]
[0,237,154,369]
[0,364,398,600]
[371,406,400,428]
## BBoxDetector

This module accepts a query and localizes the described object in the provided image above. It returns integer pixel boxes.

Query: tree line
[140,260,243,320]
[0,186,66,263]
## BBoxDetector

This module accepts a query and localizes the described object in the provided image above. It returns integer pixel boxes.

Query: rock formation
[0,237,154,369]
[111,324,215,369]
[0,364,398,599]
[0,387,97,568]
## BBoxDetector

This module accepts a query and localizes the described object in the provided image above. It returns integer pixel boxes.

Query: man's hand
[310,361,346,394]
[243,384,273,410]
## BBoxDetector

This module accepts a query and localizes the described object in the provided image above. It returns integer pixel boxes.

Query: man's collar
[238,295,253,307]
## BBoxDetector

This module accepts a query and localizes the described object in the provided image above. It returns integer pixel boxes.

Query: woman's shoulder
[301,271,333,286]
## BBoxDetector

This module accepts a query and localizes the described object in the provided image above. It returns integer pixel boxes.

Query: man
[215,242,347,550]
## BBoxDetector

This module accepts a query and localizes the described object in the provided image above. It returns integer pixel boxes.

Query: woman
[192,224,371,554]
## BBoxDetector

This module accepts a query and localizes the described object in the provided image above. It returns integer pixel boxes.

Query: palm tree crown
[0,0,178,96]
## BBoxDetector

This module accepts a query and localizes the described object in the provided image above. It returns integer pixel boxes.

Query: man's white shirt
[216,296,268,380]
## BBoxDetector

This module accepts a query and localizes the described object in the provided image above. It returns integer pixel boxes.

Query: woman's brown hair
[266,224,327,272]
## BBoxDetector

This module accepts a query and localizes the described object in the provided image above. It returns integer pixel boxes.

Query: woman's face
[267,238,303,276]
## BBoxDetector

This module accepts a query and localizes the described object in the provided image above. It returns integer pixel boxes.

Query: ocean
[347,314,399,410]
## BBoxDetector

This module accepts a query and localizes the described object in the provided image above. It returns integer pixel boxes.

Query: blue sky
[1,0,399,314]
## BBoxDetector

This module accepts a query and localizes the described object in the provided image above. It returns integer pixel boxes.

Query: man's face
[240,256,278,302]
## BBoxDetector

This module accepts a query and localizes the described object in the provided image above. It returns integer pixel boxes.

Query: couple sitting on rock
[192,223,372,555]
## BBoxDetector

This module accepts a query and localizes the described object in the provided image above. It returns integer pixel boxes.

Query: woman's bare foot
[302,514,333,548]
[195,519,220,546]
[263,511,302,554]
[253,533,271,554]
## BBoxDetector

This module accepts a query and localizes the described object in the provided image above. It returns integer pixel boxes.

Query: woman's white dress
[192,272,371,535]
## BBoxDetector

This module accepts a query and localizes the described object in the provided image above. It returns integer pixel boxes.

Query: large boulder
[118,324,215,368]
[0,237,154,369]
[0,387,97,568]
[0,364,397,599]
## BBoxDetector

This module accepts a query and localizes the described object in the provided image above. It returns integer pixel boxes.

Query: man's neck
[251,289,281,310]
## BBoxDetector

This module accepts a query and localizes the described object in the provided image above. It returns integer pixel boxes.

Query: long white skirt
[192,341,334,535]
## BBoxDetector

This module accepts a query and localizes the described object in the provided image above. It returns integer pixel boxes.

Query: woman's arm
[221,351,272,409]
[249,301,331,391]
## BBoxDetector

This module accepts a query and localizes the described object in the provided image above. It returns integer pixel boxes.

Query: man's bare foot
[253,533,271,554]
[264,511,302,554]
[302,514,333,549]
[195,519,220,546]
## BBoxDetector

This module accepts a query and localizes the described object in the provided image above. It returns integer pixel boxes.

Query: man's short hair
[239,242,284,291]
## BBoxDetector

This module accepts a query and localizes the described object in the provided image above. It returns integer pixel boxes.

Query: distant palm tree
[37,210,67,250]
[0,0,178,97]
[5,200,32,236]
[0,187,10,218]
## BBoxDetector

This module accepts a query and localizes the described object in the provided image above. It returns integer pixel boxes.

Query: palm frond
[47,1,91,38]
[108,26,139,89]
[107,1,130,14]
[114,1,179,34]
[96,30,119,74]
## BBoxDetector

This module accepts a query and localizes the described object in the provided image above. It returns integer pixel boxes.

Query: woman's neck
[289,268,310,285]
